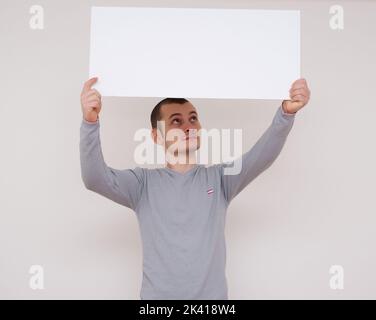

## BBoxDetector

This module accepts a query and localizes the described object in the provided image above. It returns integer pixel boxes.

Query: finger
[82,77,98,93]
[290,87,310,98]
[290,91,309,101]
[291,91,307,98]
[83,89,101,99]
[91,89,101,98]
[293,78,307,85]
[290,81,308,90]
[290,84,307,91]
[86,96,100,103]
[291,94,306,101]
[290,88,307,96]
[86,101,100,108]
[291,80,307,90]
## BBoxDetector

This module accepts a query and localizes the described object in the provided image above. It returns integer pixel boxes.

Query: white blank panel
[89,7,300,100]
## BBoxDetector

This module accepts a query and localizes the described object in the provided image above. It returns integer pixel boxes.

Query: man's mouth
[183,135,196,141]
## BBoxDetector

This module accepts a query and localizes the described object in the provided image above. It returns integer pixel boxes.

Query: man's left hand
[282,78,311,114]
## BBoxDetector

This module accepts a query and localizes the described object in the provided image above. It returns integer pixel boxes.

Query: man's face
[152,102,202,157]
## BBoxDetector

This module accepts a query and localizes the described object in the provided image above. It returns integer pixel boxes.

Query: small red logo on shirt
[207,187,214,195]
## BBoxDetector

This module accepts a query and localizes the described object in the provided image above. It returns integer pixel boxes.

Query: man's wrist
[83,116,99,124]
[282,100,296,115]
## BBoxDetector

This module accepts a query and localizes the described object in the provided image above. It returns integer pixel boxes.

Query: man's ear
[151,128,157,144]
[151,128,164,145]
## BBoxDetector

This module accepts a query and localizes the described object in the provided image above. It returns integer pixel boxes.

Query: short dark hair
[150,98,190,129]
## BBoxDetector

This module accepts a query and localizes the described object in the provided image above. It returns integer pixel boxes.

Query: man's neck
[165,153,198,174]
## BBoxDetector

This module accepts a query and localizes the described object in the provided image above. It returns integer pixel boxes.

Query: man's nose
[184,126,194,134]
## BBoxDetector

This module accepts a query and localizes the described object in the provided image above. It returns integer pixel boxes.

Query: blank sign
[89,7,300,100]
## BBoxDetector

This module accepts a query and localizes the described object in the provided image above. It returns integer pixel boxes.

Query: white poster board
[89,7,300,100]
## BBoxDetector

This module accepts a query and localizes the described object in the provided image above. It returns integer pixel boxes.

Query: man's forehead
[161,102,197,117]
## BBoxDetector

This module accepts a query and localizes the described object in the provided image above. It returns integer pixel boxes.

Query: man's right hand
[81,77,102,122]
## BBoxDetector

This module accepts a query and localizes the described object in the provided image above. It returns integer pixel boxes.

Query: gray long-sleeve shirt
[79,104,296,300]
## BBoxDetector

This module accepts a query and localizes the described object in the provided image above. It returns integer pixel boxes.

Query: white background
[0,0,375,299]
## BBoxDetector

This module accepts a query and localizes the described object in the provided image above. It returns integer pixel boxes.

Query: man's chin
[185,144,200,152]
[174,145,199,158]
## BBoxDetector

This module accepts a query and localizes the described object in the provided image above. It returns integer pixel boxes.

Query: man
[80,77,310,299]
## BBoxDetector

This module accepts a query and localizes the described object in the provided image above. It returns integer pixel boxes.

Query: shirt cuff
[82,117,99,125]
[280,104,296,118]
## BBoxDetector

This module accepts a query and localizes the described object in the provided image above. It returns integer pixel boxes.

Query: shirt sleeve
[219,104,296,204]
[79,117,144,211]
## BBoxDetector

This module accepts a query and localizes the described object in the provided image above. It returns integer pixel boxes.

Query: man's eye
[172,118,180,125]
[190,116,197,122]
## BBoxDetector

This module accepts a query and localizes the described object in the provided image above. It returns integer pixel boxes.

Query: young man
[80,78,310,299]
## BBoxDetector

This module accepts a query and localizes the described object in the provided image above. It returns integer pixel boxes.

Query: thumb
[82,77,98,92]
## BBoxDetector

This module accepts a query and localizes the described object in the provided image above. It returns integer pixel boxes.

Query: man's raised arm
[79,77,144,211]
[220,78,311,204]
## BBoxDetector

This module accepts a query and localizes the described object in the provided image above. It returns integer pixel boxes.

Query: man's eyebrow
[168,113,181,119]
[168,111,197,119]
